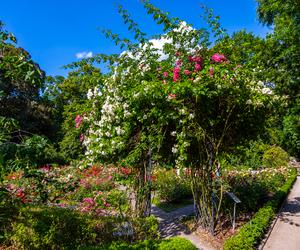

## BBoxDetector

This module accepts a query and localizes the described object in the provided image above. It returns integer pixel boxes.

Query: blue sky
[0,0,271,76]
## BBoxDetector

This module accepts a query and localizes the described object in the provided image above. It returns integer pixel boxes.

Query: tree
[0,21,53,137]
[45,62,104,162]
[256,0,300,157]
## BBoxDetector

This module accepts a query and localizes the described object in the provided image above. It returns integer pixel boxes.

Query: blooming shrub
[262,145,289,168]
[224,168,297,250]
[223,166,291,213]
[78,1,283,227]
[1,164,133,218]
[153,168,192,202]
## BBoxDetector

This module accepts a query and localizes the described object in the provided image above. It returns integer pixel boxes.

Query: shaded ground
[151,204,215,249]
[262,175,300,250]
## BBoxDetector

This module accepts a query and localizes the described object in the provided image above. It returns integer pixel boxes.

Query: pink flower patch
[75,115,83,128]
[163,72,168,78]
[211,53,227,63]
[183,69,191,75]
[173,67,180,82]
[189,56,203,63]
[39,164,51,172]
[194,63,201,72]
[168,93,177,100]
[80,133,85,142]
[175,60,182,67]
[83,197,95,207]
[209,67,214,77]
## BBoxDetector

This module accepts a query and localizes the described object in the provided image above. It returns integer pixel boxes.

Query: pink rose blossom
[209,67,214,77]
[173,67,180,82]
[211,53,227,63]
[168,93,177,100]
[194,63,201,72]
[80,133,85,142]
[83,197,95,205]
[40,164,51,172]
[183,69,191,75]
[95,208,104,215]
[175,60,182,67]
[75,115,83,128]
[189,56,202,63]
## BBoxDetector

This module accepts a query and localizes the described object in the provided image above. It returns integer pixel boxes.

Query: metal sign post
[227,192,241,231]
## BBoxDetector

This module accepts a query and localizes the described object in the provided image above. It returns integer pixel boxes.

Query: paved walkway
[151,204,215,250]
[263,176,300,250]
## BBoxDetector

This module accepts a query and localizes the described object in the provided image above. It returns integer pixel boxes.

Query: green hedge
[82,237,197,250]
[224,167,297,250]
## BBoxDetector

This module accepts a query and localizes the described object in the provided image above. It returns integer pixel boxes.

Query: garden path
[151,204,215,250]
[262,174,300,250]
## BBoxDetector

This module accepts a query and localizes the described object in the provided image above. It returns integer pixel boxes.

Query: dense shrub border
[82,237,197,250]
[224,167,297,250]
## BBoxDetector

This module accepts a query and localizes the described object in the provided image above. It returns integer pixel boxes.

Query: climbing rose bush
[84,21,278,165]
[81,7,281,227]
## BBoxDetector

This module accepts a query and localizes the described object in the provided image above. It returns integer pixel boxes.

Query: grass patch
[152,197,193,213]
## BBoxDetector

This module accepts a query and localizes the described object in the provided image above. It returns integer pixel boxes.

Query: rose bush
[78,1,283,231]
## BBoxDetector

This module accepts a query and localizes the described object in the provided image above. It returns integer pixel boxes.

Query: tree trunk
[192,141,219,234]
[134,147,152,217]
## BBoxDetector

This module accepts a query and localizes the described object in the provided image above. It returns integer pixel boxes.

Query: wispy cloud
[75,51,93,59]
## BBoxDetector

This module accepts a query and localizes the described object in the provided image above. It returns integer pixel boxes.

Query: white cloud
[75,51,93,59]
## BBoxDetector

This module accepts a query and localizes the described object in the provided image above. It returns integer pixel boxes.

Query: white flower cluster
[83,77,129,161]
[245,79,280,107]
[250,81,273,95]
[120,21,199,74]
[87,87,102,100]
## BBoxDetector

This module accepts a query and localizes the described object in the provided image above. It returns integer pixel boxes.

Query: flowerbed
[223,167,297,249]
[2,164,133,214]
[223,166,291,213]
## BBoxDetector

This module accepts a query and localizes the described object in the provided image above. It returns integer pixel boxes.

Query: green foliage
[241,140,269,169]
[157,237,197,250]
[221,140,269,170]
[0,188,20,244]
[282,107,300,158]
[10,206,97,249]
[154,169,191,202]
[0,134,60,172]
[131,215,159,240]
[0,23,61,171]
[0,22,54,137]
[262,146,289,168]
[255,0,300,158]
[6,205,159,249]
[256,0,300,105]
[0,116,61,172]
[81,237,196,250]
[225,168,287,213]
[45,63,103,162]
[224,167,297,250]
[153,198,192,213]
